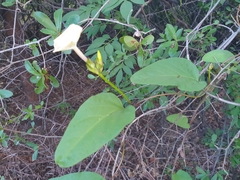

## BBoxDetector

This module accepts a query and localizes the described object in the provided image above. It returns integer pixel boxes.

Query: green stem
[98,73,131,104]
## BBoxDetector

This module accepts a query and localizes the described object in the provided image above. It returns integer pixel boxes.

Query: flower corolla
[53,24,82,52]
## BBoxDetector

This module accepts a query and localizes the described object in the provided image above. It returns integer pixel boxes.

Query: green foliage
[55,93,135,168]
[22,105,34,121]
[24,60,59,94]
[50,172,105,180]
[22,101,44,121]
[157,24,185,57]
[184,25,217,53]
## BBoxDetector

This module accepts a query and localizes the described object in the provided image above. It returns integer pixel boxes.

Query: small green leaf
[131,58,207,92]
[166,24,177,41]
[32,47,40,56]
[0,89,13,99]
[40,28,57,36]
[2,140,8,148]
[24,61,40,75]
[202,49,235,63]
[141,35,154,46]
[166,114,190,129]
[55,93,135,168]
[30,75,41,84]
[211,134,217,142]
[137,46,144,67]
[32,60,41,72]
[49,76,60,88]
[116,69,123,86]
[120,1,133,23]
[34,78,46,94]
[32,150,38,161]
[32,11,57,32]
[49,172,105,180]
[172,170,193,180]
[54,8,63,32]
[105,44,114,55]
[123,66,132,76]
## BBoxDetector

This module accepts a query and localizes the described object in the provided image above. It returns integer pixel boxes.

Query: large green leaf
[50,172,105,180]
[131,58,206,92]
[32,11,57,32]
[55,93,135,168]
[202,49,234,63]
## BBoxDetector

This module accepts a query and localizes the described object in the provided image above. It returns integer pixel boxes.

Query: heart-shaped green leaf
[49,172,105,180]
[202,49,234,63]
[55,93,135,168]
[166,114,190,129]
[131,58,206,92]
